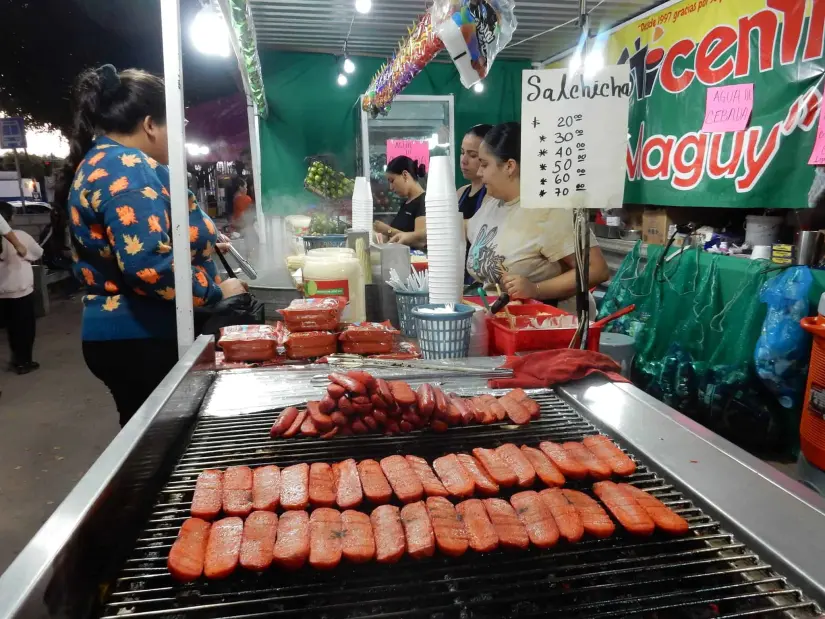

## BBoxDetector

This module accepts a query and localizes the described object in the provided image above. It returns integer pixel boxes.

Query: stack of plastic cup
[351,176,373,232]
[425,156,463,304]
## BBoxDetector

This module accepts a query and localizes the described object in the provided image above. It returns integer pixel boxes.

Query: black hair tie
[96,64,120,98]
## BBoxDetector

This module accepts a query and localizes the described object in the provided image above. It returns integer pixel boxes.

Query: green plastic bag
[598,243,794,453]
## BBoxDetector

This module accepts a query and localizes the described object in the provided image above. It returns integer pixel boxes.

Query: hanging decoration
[224,0,269,118]
[362,0,517,117]
[362,12,445,118]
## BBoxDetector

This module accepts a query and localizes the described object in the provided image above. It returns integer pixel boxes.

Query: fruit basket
[304,158,354,200]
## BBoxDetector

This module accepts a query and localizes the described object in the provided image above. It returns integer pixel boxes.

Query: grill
[100,391,821,619]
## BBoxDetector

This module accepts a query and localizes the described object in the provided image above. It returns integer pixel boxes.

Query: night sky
[0,0,240,131]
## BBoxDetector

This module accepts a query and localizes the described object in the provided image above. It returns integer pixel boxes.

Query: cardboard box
[642,209,673,245]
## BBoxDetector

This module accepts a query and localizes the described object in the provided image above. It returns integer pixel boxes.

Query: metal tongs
[216,244,258,280]
[309,354,514,385]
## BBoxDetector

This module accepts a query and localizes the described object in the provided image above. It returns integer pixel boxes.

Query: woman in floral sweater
[57,65,245,426]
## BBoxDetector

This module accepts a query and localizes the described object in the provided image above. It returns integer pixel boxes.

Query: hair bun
[96,64,121,98]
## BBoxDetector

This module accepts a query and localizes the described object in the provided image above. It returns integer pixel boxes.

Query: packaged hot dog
[339,321,399,355]
[218,325,279,362]
[285,331,338,359]
[278,297,346,332]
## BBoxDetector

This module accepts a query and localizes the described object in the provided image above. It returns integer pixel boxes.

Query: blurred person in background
[457,124,492,219]
[374,155,427,248]
[0,201,43,374]
[0,213,28,258]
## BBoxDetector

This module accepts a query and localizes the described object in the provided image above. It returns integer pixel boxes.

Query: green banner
[548,0,825,208]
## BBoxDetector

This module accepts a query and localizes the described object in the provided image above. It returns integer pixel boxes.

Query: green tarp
[257,50,530,215]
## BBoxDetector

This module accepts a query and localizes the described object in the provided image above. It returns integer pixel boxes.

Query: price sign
[809,100,825,165]
[520,66,631,209]
[386,139,430,172]
[701,84,753,133]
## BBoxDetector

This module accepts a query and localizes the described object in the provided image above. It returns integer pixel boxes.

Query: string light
[337,73,349,86]
[473,82,484,93]
[355,0,371,14]
[343,57,356,74]
[190,6,230,57]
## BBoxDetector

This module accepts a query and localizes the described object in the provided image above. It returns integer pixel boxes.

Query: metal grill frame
[100,390,821,619]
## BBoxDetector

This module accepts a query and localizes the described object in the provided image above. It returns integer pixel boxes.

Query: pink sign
[701,84,754,133]
[809,99,825,165]
[387,139,430,171]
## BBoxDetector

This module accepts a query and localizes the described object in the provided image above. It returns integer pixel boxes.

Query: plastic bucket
[395,290,429,337]
[744,215,783,247]
[412,303,474,359]
[598,332,636,378]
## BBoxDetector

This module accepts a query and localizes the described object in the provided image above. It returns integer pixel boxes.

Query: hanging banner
[545,0,825,208]
[520,66,632,209]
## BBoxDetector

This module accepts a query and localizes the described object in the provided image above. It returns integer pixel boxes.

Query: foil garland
[362,12,445,118]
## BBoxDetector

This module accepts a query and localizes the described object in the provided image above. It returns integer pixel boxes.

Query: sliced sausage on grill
[239,511,278,572]
[593,481,655,536]
[272,510,310,570]
[456,453,500,496]
[280,463,310,510]
[495,443,537,488]
[426,496,468,557]
[341,509,375,563]
[222,466,253,517]
[563,442,613,480]
[168,518,211,582]
[204,516,243,579]
[520,445,565,487]
[582,435,637,476]
[406,455,449,497]
[334,459,363,509]
[483,498,529,550]
[478,395,506,421]
[562,489,615,538]
[538,441,589,480]
[309,462,337,508]
[191,469,223,520]
[472,447,518,488]
[400,500,435,559]
[358,459,393,504]
[252,465,280,512]
[380,455,424,503]
[510,491,559,549]
[497,395,531,425]
[618,483,689,535]
[282,409,307,438]
[538,488,584,543]
[433,454,475,498]
[371,504,406,564]
[309,507,343,570]
[456,499,499,553]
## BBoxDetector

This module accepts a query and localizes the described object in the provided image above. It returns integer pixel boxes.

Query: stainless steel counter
[1,345,824,617]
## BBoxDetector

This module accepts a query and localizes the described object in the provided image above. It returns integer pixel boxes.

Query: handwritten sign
[809,100,825,165]
[386,139,430,172]
[701,84,753,133]
[520,66,632,209]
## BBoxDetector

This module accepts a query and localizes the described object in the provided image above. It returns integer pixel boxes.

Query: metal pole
[247,100,266,244]
[574,0,590,346]
[13,149,25,209]
[160,0,195,356]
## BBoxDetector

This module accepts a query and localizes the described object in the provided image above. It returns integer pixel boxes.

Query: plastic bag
[339,321,399,355]
[430,0,517,88]
[284,330,338,359]
[219,324,279,362]
[754,266,813,409]
[278,297,346,332]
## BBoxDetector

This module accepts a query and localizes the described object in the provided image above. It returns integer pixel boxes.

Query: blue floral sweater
[67,136,223,341]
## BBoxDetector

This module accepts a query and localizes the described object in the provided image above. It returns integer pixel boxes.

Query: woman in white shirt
[466,122,609,309]
[0,202,43,374]
[0,213,28,258]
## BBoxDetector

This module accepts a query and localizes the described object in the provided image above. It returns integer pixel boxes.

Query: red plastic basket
[484,303,602,356]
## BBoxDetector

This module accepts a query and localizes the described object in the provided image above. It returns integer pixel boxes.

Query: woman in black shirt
[374,155,427,248]
[457,124,492,219]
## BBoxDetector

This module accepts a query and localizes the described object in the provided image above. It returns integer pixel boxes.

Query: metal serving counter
[1,338,824,617]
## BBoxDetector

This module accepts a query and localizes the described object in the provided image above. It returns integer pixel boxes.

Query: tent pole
[160,0,195,356]
[247,101,266,244]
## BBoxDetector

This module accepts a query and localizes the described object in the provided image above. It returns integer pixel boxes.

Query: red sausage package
[218,325,280,362]
[278,297,346,332]
[285,330,339,359]
[338,321,399,355]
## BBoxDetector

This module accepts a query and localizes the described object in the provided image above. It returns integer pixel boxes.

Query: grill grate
[100,391,821,618]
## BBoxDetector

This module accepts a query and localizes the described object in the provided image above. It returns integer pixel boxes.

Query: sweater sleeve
[0,215,10,236]
[101,187,223,305]
[18,231,43,262]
